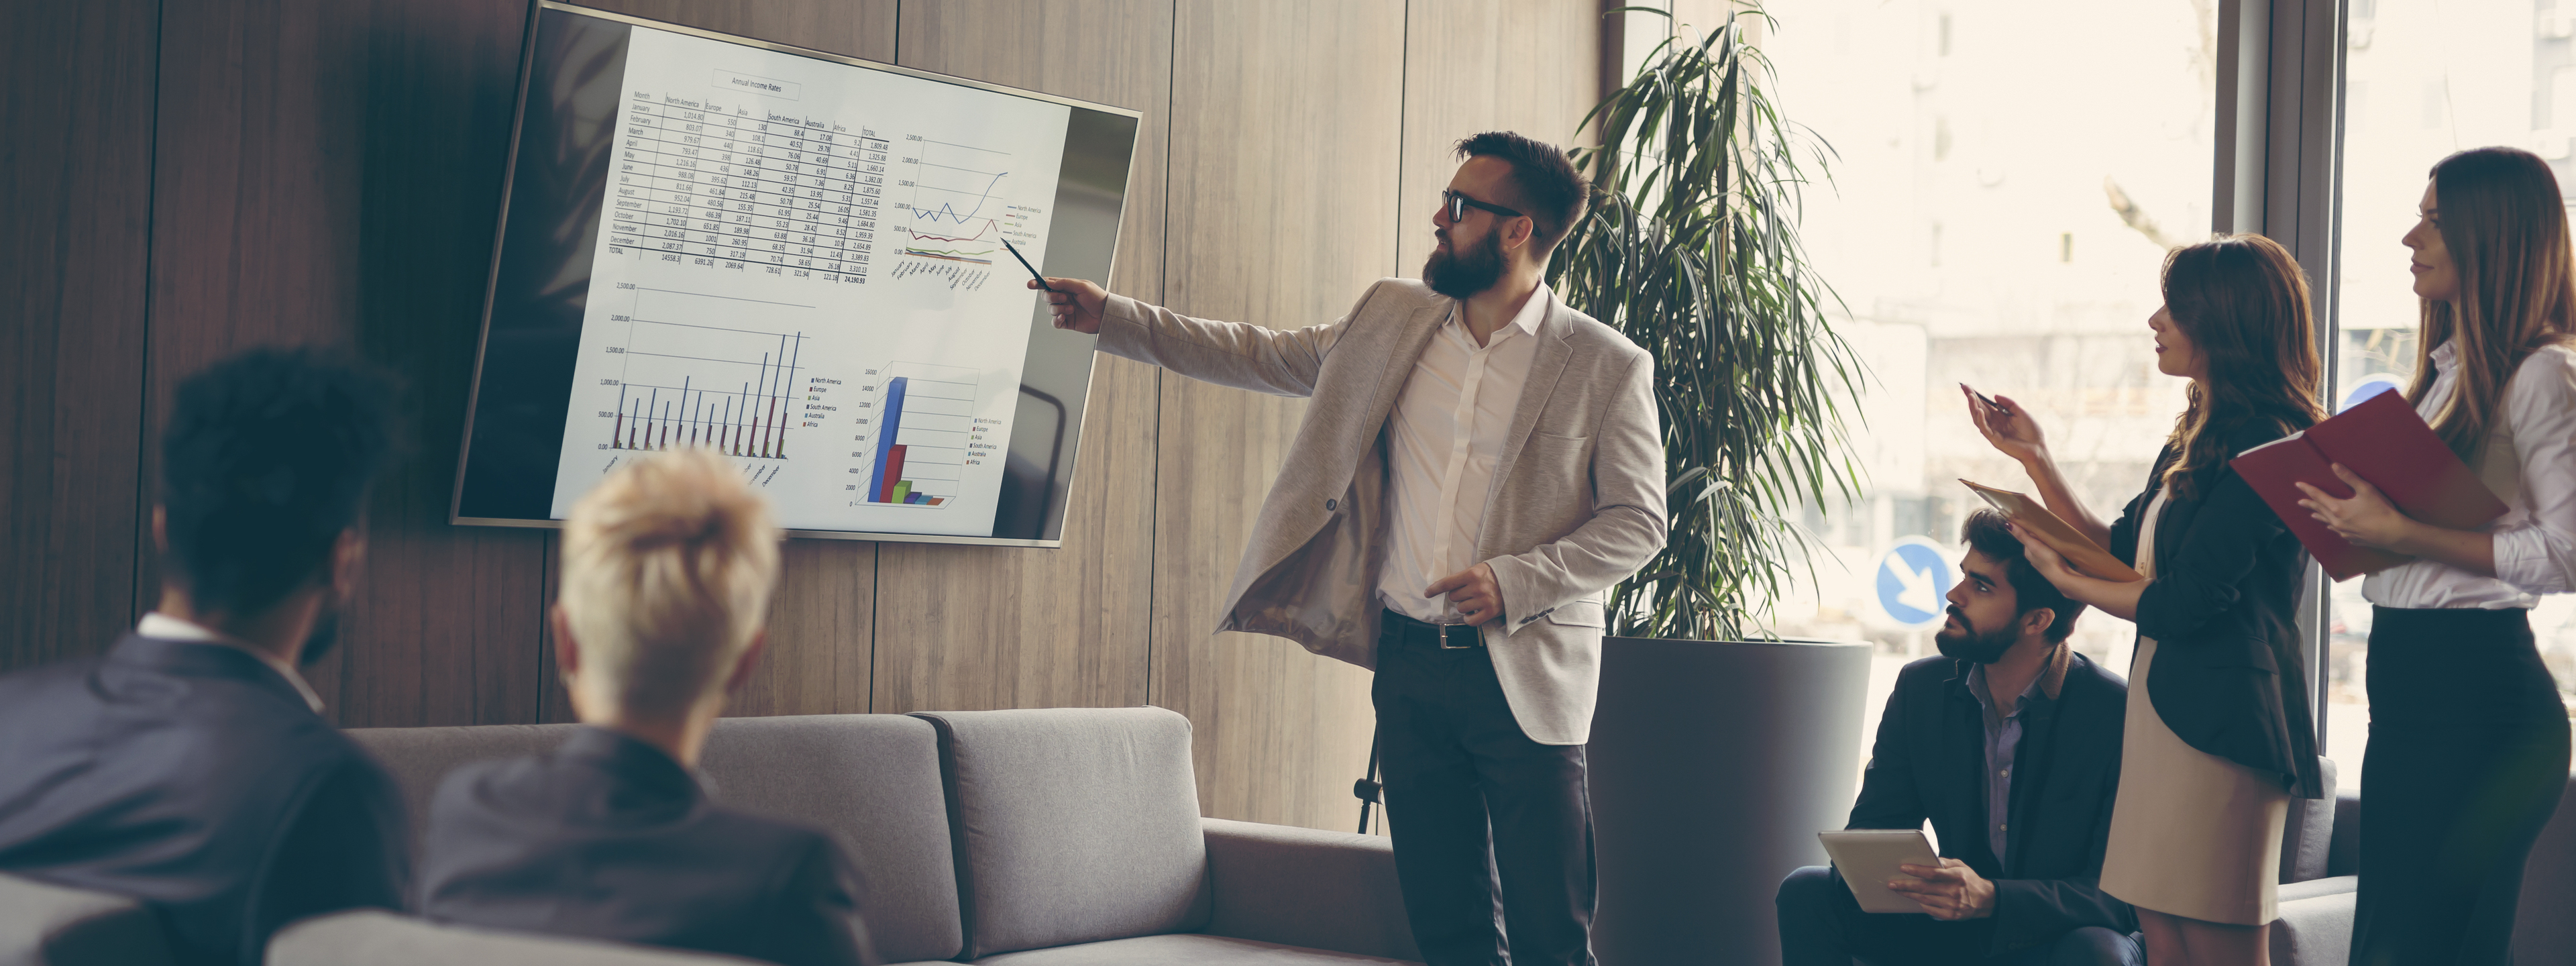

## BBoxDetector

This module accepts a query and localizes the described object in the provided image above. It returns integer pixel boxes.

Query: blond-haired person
[417,449,872,966]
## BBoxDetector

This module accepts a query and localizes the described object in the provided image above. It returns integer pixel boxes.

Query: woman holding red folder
[2296,147,2575,966]
[1965,234,2325,966]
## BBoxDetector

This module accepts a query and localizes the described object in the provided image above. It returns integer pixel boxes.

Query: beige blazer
[1097,278,1666,745]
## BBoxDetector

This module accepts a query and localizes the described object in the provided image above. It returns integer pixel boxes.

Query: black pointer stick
[1000,237,1059,293]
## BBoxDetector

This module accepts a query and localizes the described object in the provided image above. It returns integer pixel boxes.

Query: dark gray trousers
[1373,616,1595,966]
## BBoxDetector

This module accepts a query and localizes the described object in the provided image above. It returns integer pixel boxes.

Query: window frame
[2213,0,2348,751]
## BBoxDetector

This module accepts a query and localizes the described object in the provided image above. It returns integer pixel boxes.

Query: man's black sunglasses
[1442,189,1523,223]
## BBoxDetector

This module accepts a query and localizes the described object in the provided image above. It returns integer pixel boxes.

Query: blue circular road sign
[1874,536,1956,629]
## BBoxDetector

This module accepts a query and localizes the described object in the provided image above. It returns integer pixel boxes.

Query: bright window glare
[1757,0,2210,783]
[2332,0,2576,788]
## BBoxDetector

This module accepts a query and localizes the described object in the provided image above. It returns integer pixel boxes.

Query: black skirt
[2351,606,2569,966]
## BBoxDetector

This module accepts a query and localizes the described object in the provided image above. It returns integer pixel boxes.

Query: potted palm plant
[1550,10,1876,965]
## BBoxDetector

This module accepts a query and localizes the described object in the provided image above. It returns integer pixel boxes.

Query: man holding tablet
[1777,511,2141,965]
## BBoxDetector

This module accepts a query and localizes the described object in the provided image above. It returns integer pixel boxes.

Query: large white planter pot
[1587,637,1873,966]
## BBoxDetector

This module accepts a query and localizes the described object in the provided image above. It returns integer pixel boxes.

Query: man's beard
[1424,223,1507,299]
[1933,606,2017,664]
[299,598,342,667]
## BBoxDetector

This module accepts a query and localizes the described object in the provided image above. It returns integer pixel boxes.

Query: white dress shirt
[1377,283,1552,623]
[138,611,327,712]
[2363,340,2576,609]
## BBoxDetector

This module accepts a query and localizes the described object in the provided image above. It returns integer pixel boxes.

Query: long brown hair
[2159,234,2326,501]
[2409,148,2576,460]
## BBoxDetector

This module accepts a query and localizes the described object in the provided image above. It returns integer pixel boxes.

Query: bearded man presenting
[1776,511,2145,965]
[1032,131,1664,966]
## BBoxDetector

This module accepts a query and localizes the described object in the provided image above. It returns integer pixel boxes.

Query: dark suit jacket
[2107,421,2323,799]
[417,726,871,966]
[1848,651,2136,955]
[0,634,409,966]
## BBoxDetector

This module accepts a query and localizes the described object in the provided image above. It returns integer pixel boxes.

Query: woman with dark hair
[1964,234,2326,965]
[2298,146,2575,966]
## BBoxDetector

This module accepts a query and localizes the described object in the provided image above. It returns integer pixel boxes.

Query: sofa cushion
[266,910,760,965]
[2514,773,2576,965]
[914,707,1211,958]
[2327,790,2361,877]
[352,715,964,964]
[698,714,963,964]
[2268,883,2355,966]
[0,873,175,966]
[1201,818,1419,961]
[969,933,1418,965]
[2279,756,2337,883]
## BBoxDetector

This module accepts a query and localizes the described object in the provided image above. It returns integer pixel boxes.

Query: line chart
[894,136,1014,265]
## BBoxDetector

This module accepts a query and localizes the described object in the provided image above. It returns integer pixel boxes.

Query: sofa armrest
[1200,818,1421,963]
[0,873,175,966]
[2268,878,2357,966]
[266,912,765,966]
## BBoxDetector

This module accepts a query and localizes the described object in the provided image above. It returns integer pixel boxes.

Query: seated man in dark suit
[416,448,871,966]
[1778,511,2141,965]
[0,347,407,965]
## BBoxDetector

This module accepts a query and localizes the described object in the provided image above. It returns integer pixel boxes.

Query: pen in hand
[1960,383,2010,415]
[1000,237,1059,294]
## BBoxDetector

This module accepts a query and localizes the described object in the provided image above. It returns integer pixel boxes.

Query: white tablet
[1817,829,1945,914]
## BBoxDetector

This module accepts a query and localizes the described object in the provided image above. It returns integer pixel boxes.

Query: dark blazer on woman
[2107,419,2324,799]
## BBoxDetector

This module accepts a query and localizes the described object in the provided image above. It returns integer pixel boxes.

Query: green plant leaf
[1552,7,1867,643]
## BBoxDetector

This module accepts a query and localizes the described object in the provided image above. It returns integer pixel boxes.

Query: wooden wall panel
[1,1,157,670]
[570,0,898,62]
[144,0,545,728]
[1157,0,1407,830]
[869,0,1172,715]
[1395,1,1606,276]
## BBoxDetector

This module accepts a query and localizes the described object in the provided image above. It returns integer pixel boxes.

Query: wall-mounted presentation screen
[451,2,1138,546]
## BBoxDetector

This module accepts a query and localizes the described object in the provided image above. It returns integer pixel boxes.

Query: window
[1762,0,2214,771]
[2329,0,2576,788]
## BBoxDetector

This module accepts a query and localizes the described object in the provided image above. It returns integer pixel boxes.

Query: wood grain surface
[1,1,158,671]
[1396,0,1605,276]
[869,0,1172,716]
[5,0,1605,832]
[1154,0,1407,830]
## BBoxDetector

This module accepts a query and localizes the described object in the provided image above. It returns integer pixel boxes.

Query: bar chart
[861,361,978,508]
[597,286,814,461]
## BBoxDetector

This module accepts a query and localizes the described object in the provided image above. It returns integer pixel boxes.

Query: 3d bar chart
[862,362,978,508]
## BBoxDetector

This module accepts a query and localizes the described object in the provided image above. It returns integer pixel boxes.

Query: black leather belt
[1382,608,1484,649]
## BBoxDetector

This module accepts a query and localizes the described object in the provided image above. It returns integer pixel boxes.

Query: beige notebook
[1957,480,2145,583]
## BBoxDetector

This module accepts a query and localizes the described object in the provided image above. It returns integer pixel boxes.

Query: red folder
[2228,389,2508,580]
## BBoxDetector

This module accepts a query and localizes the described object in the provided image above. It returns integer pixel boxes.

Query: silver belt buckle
[1438,624,1479,649]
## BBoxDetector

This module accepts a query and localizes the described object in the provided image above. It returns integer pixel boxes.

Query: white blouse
[2363,339,2576,610]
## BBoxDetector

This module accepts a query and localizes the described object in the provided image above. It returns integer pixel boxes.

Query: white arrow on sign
[1892,559,1941,614]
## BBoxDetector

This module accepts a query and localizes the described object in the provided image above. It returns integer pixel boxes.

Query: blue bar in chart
[868,377,910,502]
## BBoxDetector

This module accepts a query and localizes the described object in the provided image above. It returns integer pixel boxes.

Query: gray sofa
[11,712,2573,965]
[3,707,1423,966]
[2269,759,2576,966]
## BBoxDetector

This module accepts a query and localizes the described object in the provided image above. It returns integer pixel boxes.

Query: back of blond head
[561,448,780,718]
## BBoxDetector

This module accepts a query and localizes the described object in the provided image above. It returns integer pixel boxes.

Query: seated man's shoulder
[2055,651,2130,723]
[1893,654,1965,689]
[2060,651,2129,698]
